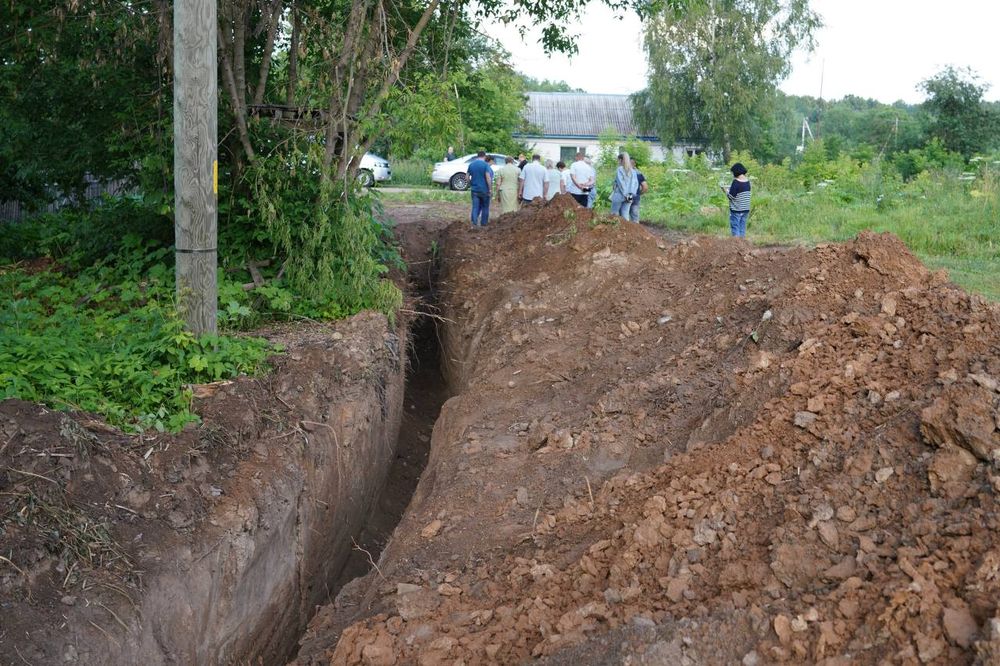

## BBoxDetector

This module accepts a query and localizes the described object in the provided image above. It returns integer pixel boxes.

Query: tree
[635,0,820,162]
[382,44,531,159]
[0,1,171,204]
[919,66,999,158]
[520,75,583,92]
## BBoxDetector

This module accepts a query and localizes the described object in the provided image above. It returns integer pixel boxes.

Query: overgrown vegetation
[637,150,1000,300]
[0,201,274,431]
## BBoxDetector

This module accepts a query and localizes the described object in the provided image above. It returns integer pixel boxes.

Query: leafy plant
[0,237,273,431]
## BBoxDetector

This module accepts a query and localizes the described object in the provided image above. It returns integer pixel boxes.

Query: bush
[0,197,172,268]
[390,157,434,187]
[250,146,403,320]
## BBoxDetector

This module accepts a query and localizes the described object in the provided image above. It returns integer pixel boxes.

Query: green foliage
[920,67,1000,158]
[597,128,625,168]
[637,0,821,159]
[623,138,653,167]
[251,141,403,320]
[596,129,654,171]
[0,207,273,431]
[892,139,966,181]
[0,1,170,204]
[385,73,465,158]
[520,75,582,92]
[459,58,531,155]
[769,93,927,163]
[1,198,174,268]
[385,54,529,159]
[389,158,435,187]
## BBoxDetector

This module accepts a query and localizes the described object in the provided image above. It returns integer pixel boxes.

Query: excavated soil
[296,196,1000,665]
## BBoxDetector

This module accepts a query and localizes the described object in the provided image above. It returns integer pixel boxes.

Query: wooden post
[174,0,218,336]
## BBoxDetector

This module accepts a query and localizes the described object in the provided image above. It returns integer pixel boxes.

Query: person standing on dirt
[557,161,571,196]
[724,162,751,238]
[567,152,595,207]
[467,151,493,227]
[609,152,639,219]
[519,154,548,204]
[517,153,528,170]
[444,145,457,161]
[629,158,649,223]
[584,156,598,208]
[544,159,562,200]
[496,156,520,214]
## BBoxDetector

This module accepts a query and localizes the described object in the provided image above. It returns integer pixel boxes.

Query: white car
[432,153,509,191]
[358,152,391,187]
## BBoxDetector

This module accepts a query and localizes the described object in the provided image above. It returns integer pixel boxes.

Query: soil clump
[296,196,1000,664]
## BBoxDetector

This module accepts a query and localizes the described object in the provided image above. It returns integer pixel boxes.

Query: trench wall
[135,316,407,664]
[2,313,407,665]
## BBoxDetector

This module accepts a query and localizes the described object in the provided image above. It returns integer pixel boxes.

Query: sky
[483,0,1000,104]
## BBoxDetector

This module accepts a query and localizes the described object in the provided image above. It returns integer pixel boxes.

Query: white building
[515,92,701,165]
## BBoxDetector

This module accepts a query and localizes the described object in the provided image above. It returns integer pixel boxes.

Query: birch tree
[635,0,820,161]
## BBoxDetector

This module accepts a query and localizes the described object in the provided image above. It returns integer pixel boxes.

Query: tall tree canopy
[0,1,170,204]
[634,0,820,161]
[919,66,999,158]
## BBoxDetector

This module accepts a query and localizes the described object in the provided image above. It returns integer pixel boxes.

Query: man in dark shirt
[467,151,493,227]
[444,146,456,161]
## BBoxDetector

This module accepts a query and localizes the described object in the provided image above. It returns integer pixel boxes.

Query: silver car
[431,153,508,191]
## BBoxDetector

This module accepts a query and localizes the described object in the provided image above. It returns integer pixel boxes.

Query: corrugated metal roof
[520,92,658,140]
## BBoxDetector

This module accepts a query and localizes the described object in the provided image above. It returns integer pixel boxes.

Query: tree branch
[252,0,283,107]
[217,24,256,161]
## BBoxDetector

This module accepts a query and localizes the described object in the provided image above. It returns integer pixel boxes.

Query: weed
[546,223,577,246]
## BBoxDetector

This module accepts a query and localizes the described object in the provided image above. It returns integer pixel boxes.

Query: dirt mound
[294,200,1000,665]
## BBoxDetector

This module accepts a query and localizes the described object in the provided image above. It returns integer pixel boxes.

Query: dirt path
[296,197,1000,665]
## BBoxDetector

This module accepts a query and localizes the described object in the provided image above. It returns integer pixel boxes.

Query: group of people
[463,148,753,238]
[464,150,650,228]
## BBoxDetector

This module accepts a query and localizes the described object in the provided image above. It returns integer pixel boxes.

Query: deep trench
[332,310,446,587]
[285,247,449,662]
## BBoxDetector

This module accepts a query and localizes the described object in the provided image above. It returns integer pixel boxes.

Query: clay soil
[296,196,1000,665]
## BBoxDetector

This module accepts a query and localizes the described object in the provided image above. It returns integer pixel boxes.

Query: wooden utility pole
[174,0,218,335]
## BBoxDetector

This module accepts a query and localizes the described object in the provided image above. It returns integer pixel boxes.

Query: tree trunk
[286,1,299,106]
[218,25,256,161]
[252,0,283,107]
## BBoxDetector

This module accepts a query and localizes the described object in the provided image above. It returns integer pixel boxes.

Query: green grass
[376,188,465,203]
[638,163,1000,300]
[388,157,436,187]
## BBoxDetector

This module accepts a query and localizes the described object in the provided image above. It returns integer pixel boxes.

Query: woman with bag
[609,152,639,219]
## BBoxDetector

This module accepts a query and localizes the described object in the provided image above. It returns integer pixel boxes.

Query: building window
[560,146,585,163]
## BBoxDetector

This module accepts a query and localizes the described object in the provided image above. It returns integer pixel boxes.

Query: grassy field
[636,161,999,300]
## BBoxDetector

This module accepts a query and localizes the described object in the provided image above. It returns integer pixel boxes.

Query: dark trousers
[571,193,588,207]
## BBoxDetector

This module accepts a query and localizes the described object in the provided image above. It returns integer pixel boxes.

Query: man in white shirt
[566,152,595,207]
[518,154,548,204]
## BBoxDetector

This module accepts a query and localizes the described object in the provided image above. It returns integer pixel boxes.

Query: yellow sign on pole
[213,160,218,195]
